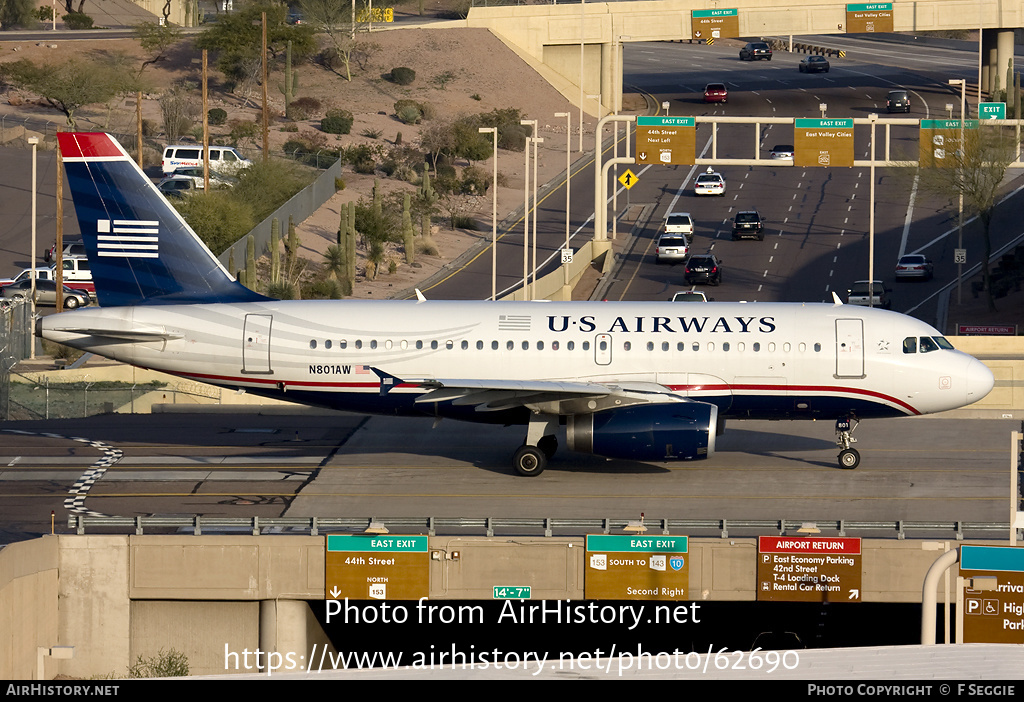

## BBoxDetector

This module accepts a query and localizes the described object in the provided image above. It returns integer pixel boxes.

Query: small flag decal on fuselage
[96,219,159,258]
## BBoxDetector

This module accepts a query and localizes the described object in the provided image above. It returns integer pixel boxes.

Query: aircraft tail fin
[57,132,271,307]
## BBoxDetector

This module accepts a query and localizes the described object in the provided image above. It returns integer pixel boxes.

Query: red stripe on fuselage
[57,132,126,160]
[170,370,921,414]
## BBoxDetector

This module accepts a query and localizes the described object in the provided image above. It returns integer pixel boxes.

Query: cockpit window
[933,336,954,349]
[903,337,917,354]
[919,336,939,353]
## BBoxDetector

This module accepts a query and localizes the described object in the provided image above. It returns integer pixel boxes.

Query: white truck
[0,261,95,298]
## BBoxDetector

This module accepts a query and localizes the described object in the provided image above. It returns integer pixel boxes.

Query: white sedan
[694,168,725,196]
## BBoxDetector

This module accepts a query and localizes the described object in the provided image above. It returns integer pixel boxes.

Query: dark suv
[684,254,723,286]
[739,42,772,61]
[887,89,910,113]
[732,210,764,240]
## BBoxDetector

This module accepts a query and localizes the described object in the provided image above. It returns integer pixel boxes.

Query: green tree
[134,21,184,76]
[0,0,37,28]
[195,3,315,89]
[0,57,121,128]
[172,190,255,255]
[915,123,1021,312]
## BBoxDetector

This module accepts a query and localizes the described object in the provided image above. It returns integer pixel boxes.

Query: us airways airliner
[40,132,994,476]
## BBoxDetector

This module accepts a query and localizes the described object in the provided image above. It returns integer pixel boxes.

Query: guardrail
[66,514,1015,540]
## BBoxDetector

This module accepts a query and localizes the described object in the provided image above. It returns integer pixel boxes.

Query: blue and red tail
[57,132,270,307]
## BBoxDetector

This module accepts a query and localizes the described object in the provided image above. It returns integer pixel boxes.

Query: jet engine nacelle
[565,402,718,462]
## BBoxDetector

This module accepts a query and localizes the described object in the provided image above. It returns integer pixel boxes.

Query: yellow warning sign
[618,169,639,189]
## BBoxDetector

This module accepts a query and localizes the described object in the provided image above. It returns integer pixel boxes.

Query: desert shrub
[129,649,189,678]
[140,118,159,137]
[228,119,259,147]
[305,278,343,299]
[173,190,255,254]
[396,105,422,125]
[452,215,479,230]
[289,96,322,120]
[318,48,343,72]
[460,165,491,195]
[63,13,94,29]
[207,108,227,126]
[389,67,415,85]
[417,236,439,256]
[321,109,354,135]
[452,117,493,162]
[232,159,315,222]
[497,127,527,152]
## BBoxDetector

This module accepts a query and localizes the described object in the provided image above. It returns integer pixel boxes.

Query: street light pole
[28,136,39,358]
[868,113,877,308]
[478,127,498,301]
[520,119,537,300]
[949,78,966,305]
[555,112,572,297]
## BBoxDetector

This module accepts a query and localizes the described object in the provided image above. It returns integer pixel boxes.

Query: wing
[371,368,689,414]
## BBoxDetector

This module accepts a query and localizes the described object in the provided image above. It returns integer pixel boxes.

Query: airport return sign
[326,534,429,600]
[636,117,695,166]
[793,119,854,167]
[845,3,893,33]
[960,545,1024,644]
[690,9,739,41]
[584,534,689,599]
[757,536,862,602]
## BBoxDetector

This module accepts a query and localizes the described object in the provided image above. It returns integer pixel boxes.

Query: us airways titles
[546,315,777,334]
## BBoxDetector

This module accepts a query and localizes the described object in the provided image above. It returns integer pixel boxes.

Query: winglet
[415,289,427,302]
[832,291,843,305]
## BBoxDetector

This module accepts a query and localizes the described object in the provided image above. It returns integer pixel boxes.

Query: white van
[161,145,252,175]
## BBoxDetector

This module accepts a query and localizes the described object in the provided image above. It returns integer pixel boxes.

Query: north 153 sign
[636,116,695,166]
[325,534,429,600]
[757,536,862,602]
[691,9,739,41]
[585,534,689,599]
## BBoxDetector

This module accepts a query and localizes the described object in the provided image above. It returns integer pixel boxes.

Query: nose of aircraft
[966,357,995,405]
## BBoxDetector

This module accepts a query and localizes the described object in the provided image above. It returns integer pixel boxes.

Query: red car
[703,83,728,104]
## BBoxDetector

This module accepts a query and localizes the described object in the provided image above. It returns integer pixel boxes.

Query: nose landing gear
[835,415,860,469]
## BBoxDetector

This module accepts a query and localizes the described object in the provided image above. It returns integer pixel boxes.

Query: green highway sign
[979,102,1006,120]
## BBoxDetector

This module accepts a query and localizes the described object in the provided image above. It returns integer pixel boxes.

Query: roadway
[0,410,1015,543]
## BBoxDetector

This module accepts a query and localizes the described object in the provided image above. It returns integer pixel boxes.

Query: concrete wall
[0,534,1008,678]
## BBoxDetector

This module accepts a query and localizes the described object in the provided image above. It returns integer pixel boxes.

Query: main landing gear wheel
[513,445,546,477]
[838,448,860,469]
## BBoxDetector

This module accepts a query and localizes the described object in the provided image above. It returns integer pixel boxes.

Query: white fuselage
[42,299,994,422]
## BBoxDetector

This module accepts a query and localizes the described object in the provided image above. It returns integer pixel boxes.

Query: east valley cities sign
[919,119,979,167]
[757,536,862,602]
[846,3,893,33]
[960,545,1024,644]
[794,119,854,167]
[691,9,739,40]
[325,534,429,600]
[584,535,689,600]
[636,117,695,166]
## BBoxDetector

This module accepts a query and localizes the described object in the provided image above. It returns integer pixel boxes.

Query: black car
[799,55,830,73]
[732,210,764,240]
[887,89,910,113]
[739,42,772,61]
[684,254,723,286]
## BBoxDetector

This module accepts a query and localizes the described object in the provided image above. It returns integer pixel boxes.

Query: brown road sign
[691,9,739,40]
[845,3,893,33]
[636,117,695,166]
[584,534,689,600]
[919,119,978,168]
[960,545,1024,644]
[326,534,429,601]
[757,536,862,602]
[794,119,854,167]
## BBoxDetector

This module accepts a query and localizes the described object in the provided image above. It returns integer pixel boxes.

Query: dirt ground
[0,26,608,300]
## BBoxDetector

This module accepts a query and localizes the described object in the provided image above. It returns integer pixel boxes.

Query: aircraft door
[595,334,612,365]
[835,318,864,378]
[242,314,273,374]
